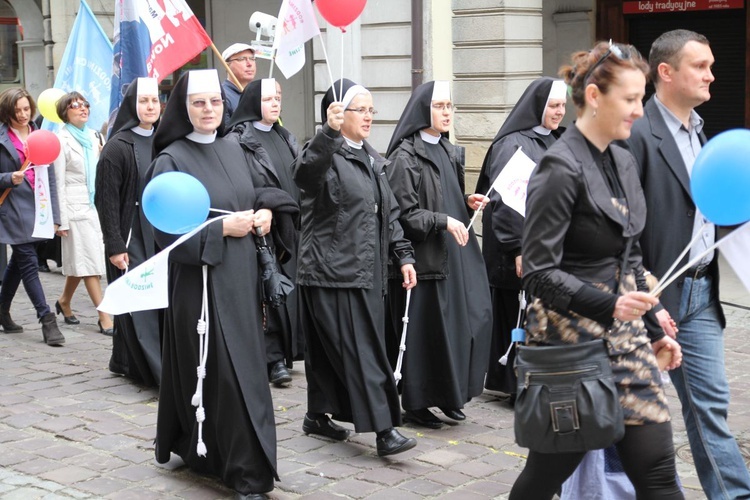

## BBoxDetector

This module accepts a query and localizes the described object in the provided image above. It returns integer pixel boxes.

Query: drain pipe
[411,0,423,90]
[42,0,53,86]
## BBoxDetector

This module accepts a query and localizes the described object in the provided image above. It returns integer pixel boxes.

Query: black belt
[687,264,710,280]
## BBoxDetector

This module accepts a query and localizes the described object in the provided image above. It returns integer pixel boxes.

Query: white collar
[252,121,273,132]
[131,126,154,137]
[532,125,552,136]
[186,131,217,144]
[420,129,441,144]
[344,137,363,149]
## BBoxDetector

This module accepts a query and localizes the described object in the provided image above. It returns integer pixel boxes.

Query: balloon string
[651,223,707,295]
[339,30,344,102]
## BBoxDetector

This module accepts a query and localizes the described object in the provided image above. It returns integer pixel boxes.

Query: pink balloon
[316,0,367,28]
[25,130,61,165]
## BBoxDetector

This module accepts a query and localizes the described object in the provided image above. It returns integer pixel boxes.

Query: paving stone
[397,477,450,496]
[12,457,67,476]
[353,466,411,486]
[108,464,163,482]
[0,448,36,467]
[34,445,87,461]
[324,477,382,498]
[74,477,132,496]
[34,416,86,434]
[39,466,98,485]
[306,462,360,480]
[425,469,472,488]
[363,489,424,500]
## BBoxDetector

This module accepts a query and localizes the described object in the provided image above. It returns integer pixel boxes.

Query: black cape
[95,81,161,387]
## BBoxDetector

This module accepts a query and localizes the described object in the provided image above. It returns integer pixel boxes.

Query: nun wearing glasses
[384,81,492,429]
[149,69,296,499]
[294,78,418,457]
[474,77,567,401]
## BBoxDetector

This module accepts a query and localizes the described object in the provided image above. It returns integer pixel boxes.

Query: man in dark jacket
[626,29,750,499]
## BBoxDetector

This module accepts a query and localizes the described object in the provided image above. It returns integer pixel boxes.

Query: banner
[31,166,54,239]
[273,0,320,79]
[44,0,113,133]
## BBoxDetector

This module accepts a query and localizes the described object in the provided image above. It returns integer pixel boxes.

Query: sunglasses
[68,101,91,110]
[583,41,633,84]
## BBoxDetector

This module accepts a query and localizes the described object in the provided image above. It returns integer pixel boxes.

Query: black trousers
[510,422,683,500]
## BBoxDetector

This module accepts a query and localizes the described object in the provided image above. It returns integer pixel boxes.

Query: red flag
[139,0,212,81]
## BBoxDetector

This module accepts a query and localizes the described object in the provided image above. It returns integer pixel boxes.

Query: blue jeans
[0,243,50,318]
[670,275,750,500]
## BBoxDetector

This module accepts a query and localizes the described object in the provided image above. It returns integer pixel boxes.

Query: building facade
[4,0,748,185]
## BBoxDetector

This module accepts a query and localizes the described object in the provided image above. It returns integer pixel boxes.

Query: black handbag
[514,338,624,453]
[513,238,634,454]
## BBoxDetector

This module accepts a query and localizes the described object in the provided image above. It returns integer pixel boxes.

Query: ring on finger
[632,308,639,315]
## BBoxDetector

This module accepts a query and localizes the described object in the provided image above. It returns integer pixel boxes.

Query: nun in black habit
[385,81,492,428]
[95,77,162,387]
[294,78,418,457]
[474,77,567,398]
[226,78,300,387]
[150,69,295,499]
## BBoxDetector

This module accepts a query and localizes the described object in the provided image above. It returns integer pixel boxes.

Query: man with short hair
[627,29,750,499]
[221,42,256,123]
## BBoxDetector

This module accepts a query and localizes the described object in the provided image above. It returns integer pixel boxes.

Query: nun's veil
[153,71,226,156]
[227,79,263,130]
[385,81,437,157]
[319,78,362,127]
[491,77,559,145]
[110,78,160,138]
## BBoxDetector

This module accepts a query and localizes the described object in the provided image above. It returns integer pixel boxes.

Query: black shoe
[235,494,267,500]
[302,414,350,441]
[376,428,417,457]
[0,310,23,333]
[439,408,466,421]
[269,360,292,387]
[98,320,114,336]
[403,408,443,429]
[55,301,80,325]
[38,263,51,273]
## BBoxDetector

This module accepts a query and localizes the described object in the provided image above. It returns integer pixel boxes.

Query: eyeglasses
[228,56,256,63]
[68,101,90,110]
[431,103,453,111]
[345,107,378,116]
[190,97,224,109]
[582,41,633,84]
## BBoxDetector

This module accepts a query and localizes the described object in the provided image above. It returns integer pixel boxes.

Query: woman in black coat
[294,79,418,457]
[95,77,162,386]
[0,87,64,345]
[474,77,566,399]
[226,78,300,387]
[510,42,683,500]
[385,80,491,427]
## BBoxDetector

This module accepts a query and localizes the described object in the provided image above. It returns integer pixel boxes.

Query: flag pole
[210,42,244,92]
[269,48,276,78]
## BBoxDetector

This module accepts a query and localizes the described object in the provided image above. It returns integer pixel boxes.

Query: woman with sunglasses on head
[384,81,491,428]
[95,78,162,386]
[294,79,418,457]
[0,88,64,345]
[475,77,566,403]
[226,78,301,388]
[52,92,114,335]
[509,42,683,499]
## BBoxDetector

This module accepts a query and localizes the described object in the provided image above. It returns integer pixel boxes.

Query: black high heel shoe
[55,301,80,325]
[98,321,114,336]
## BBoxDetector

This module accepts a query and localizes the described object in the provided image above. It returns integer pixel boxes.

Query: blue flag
[44,0,113,133]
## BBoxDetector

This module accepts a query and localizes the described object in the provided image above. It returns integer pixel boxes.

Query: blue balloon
[142,172,210,234]
[691,128,750,226]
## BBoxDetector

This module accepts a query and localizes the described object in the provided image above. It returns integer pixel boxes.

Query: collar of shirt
[654,94,704,137]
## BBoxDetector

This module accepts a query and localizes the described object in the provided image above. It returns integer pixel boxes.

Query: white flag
[98,215,229,315]
[492,147,537,217]
[98,249,170,315]
[31,166,55,239]
[719,221,750,293]
[273,0,320,79]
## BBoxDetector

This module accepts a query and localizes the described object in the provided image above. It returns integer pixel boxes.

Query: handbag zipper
[524,365,597,389]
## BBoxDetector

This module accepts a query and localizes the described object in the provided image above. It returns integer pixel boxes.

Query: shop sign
[624,0,744,14]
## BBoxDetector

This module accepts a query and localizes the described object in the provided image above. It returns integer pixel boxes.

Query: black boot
[0,307,23,333]
[40,312,65,346]
[376,428,417,457]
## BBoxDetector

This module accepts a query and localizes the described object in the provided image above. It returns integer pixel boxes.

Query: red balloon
[25,130,61,165]
[316,0,367,28]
